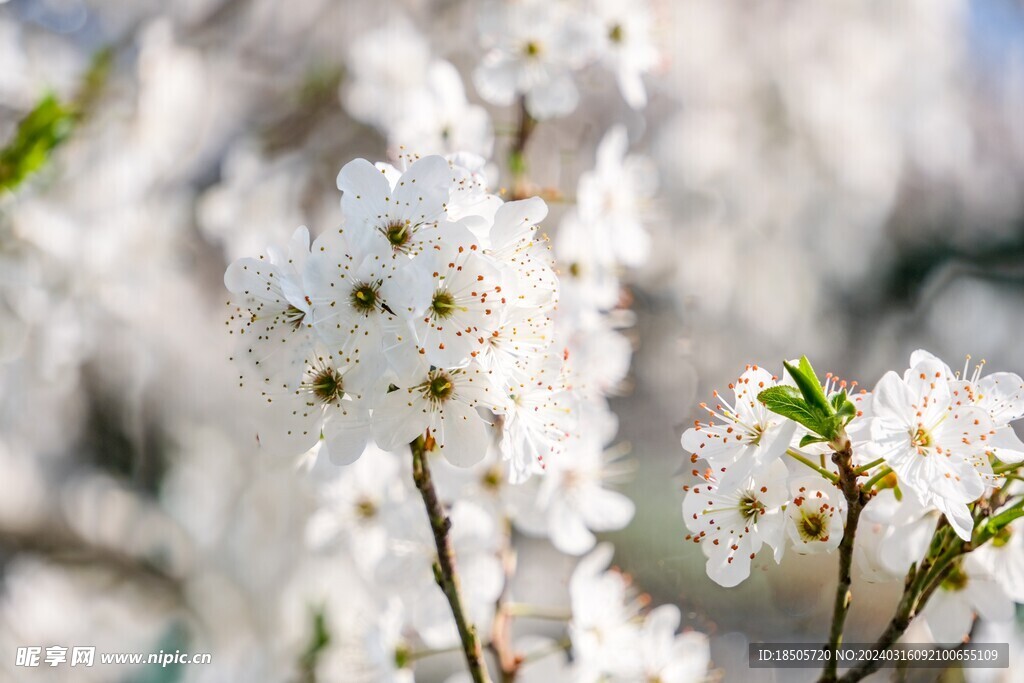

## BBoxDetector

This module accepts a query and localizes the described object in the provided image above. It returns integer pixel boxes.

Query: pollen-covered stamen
[796,511,828,542]
[608,24,624,43]
[421,369,455,405]
[736,492,766,521]
[305,364,345,406]
[958,354,986,385]
[911,425,932,454]
[349,282,380,315]
[430,290,464,320]
[283,304,306,329]
[383,219,412,250]
[698,396,766,445]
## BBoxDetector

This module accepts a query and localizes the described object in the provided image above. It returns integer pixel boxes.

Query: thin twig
[410,436,492,683]
[489,518,521,683]
[820,440,866,682]
[785,449,840,483]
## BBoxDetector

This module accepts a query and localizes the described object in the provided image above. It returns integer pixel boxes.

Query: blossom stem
[520,637,571,665]
[861,466,893,493]
[489,518,521,683]
[407,644,464,663]
[852,458,884,475]
[410,436,492,683]
[502,603,573,621]
[835,540,965,682]
[992,461,1022,475]
[785,449,839,483]
[820,442,867,683]
[508,96,537,200]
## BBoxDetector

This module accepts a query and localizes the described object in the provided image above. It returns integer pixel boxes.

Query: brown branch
[508,97,536,200]
[410,436,492,683]
[0,522,184,601]
[488,519,521,682]
[820,440,867,683]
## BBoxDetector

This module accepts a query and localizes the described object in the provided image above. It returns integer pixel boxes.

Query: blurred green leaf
[0,94,74,192]
[0,47,113,194]
[297,606,331,683]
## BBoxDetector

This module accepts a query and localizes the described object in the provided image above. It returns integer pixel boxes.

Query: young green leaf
[799,434,827,448]
[786,356,833,416]
[757,385,829,437]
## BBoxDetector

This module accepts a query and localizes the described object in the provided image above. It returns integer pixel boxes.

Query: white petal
[434,400,490,467]
[337,158,391,228]
[577,486,635,532]
[392,155,451,225]
[473,54,518,106]
[373,389,430,451]
[322,406,372,465]
[525,70,578,119]
[549,499,596,555]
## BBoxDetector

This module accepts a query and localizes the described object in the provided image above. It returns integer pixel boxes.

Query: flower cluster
[681,350,1024,643]
[223,134,705,679]
[226,152,567,479]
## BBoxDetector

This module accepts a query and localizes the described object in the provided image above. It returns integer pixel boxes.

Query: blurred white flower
[391,60,494,158]
[569,543,642,679]
[473,0,601,119]
[590,0,660,109]
[630,604,710,683]
[535,404,635,555]
[918,554,1014,643]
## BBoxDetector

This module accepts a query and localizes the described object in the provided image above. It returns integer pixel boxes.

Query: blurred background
[1,0,1023,681]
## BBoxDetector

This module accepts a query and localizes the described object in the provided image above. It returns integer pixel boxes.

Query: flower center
[481,467,502,491]
[609,24,624,43]
[524,41,542,57]
[284,304,306,329]
[797,512,827,542]
[384,219,411,249]
[738,493,765,521]
[430,290,457,320]
[427,371,454,402]
[911,425,932,453]
[309,366,345,405]
[355,498,377,519]
[748,423,766,446]
[350,282,379,314]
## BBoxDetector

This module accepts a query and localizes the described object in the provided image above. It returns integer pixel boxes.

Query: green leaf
[0,94,74,192]
[786,356,833,416]
[757,385,830,436]
[830,390,847,411]
[799,434,827,448]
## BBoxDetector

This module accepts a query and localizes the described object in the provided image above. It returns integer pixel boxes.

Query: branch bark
[410,436,492,683]
[820,441,867,683]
